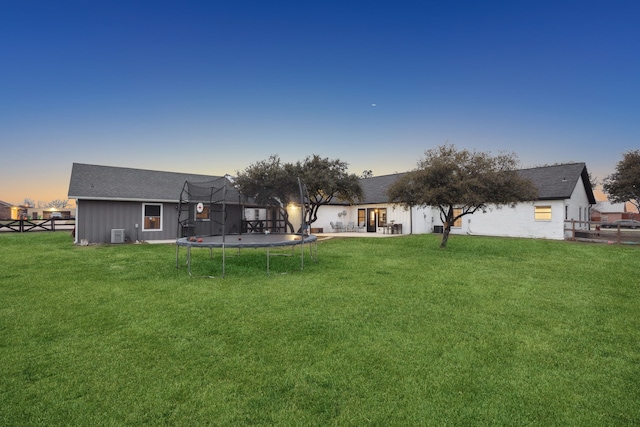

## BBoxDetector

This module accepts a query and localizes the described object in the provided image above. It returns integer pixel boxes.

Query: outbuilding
[68,163,245,244]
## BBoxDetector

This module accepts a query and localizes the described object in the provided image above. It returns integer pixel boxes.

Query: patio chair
[330,222,341,232]
[346,221,356,232]
[335,221,345,232]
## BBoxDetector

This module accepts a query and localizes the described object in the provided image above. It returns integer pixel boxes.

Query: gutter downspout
[74,200,79,244]
[410,204,413,235]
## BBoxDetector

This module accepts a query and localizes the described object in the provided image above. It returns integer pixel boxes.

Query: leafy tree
[294,155,364,226]
[603,149,640,213]
[235,154,364,230]
[387,145,538,248]
[235,155,299,232]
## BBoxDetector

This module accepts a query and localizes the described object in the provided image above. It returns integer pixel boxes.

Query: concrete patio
[314,231,407,238]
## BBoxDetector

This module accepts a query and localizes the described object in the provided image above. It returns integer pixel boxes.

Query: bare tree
[47,199,70,209]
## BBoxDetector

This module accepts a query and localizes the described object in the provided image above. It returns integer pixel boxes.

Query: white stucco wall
[285,205,304,231]
[564,178,592,233]
[311,204,422,234]
[428,176,592,240]
[437,200,567,240]
[408,206,437,234]
[314,175,593,240]
[311,205,352,232]
[316,200,570,239]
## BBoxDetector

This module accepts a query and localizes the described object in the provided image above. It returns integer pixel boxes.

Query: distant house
[0,200,14,219]
[314,163,596,240]
[24,208,76,220]
[0,200,26,220]
[590,201,629,223]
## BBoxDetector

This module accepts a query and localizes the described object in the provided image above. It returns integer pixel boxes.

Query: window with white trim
[377,208,387,227]
[143,203,163,231]
[452,208,462,227]
[196,204,210,221]
[535,205,552,221]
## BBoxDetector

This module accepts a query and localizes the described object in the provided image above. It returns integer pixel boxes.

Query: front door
[367,208,377,232]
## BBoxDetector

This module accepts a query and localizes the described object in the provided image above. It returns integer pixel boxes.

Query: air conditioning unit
[111,229,126,244]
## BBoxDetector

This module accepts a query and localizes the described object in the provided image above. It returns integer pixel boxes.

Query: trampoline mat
[176,233,317,249]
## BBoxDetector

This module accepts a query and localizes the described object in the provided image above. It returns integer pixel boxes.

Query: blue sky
[2,1,638,205]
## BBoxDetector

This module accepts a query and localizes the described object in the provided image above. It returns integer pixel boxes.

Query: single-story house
[68,162,595,243]
[0,200,14,219]
[0,200,28,220]
[590,201,631,223]
[24,208,76,220]
[313,162,596,240]
[68,163,249,244]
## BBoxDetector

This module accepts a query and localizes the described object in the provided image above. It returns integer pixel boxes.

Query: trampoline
[176,233,317,277]
[175,175,317,277]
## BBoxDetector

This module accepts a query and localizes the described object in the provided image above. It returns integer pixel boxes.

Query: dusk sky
[2,1,638,206]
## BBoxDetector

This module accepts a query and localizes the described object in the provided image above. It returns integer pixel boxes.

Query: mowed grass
[1,232,638,426]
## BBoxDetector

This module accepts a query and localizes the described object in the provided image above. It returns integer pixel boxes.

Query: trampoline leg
[266,246,270,275]
[222,245,226,278]
[187,246,192,276]
[300,242,304,271]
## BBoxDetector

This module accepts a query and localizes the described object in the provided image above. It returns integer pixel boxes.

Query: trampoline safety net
[177,177,245,239]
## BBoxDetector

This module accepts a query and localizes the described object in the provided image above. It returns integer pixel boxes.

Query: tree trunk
[305,204,320,225]
[439,206,454,249]
[278,207,296,233]
[440,224,451,249]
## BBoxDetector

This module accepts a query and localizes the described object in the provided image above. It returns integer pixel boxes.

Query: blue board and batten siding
[68,163,246,244]
[76,200,180,243]
[75,200,244,243]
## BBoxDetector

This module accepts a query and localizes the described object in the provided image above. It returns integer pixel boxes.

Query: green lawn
[1,232,638,426]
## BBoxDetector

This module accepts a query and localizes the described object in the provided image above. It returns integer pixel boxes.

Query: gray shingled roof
[68,162,596,205]
[68,163,240,202]
[517,162,595,203]
[592,201,627,213]
[357,173,408,204]
[352,162,595,205]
